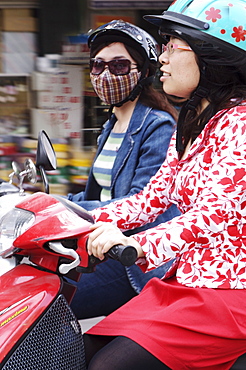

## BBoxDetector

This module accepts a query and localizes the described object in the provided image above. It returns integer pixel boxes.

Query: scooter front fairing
[0,264,61,363]
[0,191,94,369]
[0,192,93,274]
[0,264,86,369]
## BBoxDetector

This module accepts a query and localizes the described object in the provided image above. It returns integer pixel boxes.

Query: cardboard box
[2,9,33,18]
[62,43,90,63]
[2,52,36,73]
[1,32,37,73]
[31,107,83,142]
[31,65,83,109]
[0,9,37,32]
[30,65,84,146]
[2,32,37,53]
[31,71,53,91]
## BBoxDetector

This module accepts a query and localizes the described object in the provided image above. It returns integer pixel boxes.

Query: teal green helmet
[162,0,246,50]
[144,0,246,152]
[144,0,246,79]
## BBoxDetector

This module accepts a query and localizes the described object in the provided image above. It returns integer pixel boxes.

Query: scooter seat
[230,353,246,370]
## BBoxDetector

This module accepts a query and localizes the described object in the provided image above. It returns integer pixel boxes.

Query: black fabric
[231,353,246,370]
[84,334,171,370]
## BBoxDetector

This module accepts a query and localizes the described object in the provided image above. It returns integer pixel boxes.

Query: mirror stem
[39,166,49,194]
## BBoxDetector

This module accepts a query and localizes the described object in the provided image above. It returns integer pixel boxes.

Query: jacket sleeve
[68,110,176,212]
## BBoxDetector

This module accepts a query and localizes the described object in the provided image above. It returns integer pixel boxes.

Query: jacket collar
[102,101,152,136]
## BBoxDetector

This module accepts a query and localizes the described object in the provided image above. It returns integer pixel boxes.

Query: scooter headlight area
[0,208,35,254]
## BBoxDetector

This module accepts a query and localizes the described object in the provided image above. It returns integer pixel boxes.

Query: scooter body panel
[0,264,61,363]
[1,192,91,271]
[0,133,87,369]
[14,192,92,245]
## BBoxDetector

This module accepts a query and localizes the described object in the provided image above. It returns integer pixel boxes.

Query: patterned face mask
[90,68,141,105]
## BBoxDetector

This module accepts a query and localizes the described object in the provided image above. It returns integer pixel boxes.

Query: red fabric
[92,105,246,290]
[87,278,246,369]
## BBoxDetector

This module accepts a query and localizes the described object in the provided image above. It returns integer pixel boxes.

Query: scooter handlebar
[106,244,138,267]
[81,242,138,273]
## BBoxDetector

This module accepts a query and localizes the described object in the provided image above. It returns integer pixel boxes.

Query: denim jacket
[68,101,180,293]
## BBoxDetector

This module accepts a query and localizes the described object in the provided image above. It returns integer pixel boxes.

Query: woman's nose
[159,52,169,65]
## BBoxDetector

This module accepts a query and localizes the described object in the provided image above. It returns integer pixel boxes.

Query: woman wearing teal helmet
[144,0,246,153]
[81,1,246,369]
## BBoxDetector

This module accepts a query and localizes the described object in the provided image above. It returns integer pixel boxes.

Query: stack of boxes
[0,9,94,194]
[0,8,37,136]
[30,64,84,147]
[0,9,37,74]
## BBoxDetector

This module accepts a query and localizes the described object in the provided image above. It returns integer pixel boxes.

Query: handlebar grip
[106,244,138,267]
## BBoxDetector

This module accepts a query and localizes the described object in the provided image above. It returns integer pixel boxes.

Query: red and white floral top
[92,104,246,289]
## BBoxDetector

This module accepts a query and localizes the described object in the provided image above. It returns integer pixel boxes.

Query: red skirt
[87,277,246,370]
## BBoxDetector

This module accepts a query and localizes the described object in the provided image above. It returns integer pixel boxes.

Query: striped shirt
[93,131,125,201]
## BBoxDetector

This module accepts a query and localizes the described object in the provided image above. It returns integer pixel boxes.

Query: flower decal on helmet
[205,7,221,22]
[201,2,246,46]
[162,0,246,50]
[204,5,246,42]
[232,26,246,42]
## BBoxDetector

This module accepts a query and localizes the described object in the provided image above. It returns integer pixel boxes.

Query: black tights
[84,334,171,370]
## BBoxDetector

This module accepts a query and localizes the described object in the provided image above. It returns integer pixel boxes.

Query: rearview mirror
[35,130,57,193]
[36,130,57,171]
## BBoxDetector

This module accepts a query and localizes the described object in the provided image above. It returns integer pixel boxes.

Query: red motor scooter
[0,131,245,370]
[0,131,137,369]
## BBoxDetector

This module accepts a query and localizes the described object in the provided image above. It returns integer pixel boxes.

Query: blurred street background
[0,0,173,195]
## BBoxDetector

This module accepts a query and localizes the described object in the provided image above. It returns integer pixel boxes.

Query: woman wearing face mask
[67,20,180,319]
[80,1,246,369]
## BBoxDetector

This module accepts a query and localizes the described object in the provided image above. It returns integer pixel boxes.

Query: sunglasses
[161,42,192,55]
[90,58,138,76]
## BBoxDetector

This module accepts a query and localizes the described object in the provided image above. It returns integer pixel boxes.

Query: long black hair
[182,63,246,149]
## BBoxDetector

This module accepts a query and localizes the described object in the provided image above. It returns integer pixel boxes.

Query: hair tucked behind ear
[182,64,246,148]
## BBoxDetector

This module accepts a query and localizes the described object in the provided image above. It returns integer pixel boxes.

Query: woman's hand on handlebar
[87,221,144,260]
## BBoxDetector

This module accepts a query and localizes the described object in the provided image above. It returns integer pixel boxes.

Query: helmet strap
[176,71,210,152]
[126,75,154,102]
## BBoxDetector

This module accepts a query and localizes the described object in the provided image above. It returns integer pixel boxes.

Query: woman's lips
[160,72,171,82]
